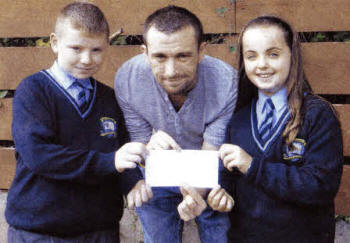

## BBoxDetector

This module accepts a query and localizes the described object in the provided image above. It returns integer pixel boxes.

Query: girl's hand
[207,185,234,212]
[219,144,253,174]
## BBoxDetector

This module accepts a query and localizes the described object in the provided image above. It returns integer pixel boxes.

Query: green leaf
[0,90,7,99]
[36,39,50,47]
[216,7,228,17]
[346,216,350,223]
[112,36,127,45]
[229,45,236,53]
[0,90,7,107]
[316,33,326,41]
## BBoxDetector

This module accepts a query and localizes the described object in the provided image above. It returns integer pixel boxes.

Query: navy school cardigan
[6,70,142,236]
[221,94,343,243]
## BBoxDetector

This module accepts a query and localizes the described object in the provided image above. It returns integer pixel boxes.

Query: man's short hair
[56,2,109,39]
[143,5,203,48]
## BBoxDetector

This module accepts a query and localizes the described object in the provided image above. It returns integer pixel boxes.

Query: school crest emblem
[100,117,117,138]
[283,138,306,162]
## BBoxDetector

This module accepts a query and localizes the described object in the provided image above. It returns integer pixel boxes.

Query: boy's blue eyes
[155,55,165,59]
[70,47,101,52]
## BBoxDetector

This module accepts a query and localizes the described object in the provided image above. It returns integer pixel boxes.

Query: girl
[208,16,343,243]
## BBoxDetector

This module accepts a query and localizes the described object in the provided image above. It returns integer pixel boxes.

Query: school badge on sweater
[283,138,306,162]
[100,117,117,138]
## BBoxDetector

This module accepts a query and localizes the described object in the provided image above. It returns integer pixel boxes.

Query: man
[114,5,237,242]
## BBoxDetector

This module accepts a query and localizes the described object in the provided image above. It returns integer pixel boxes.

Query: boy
[5,2,145,242]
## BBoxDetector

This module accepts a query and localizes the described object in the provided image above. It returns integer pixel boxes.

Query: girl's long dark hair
[236,16,313,147]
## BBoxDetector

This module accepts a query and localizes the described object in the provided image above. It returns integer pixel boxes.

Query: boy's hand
[207,185,234,212]
[147,130,181,151]
[219,144,253,174]
[115,142,148,173]
[177,184,207,221]
[127,180,153,209]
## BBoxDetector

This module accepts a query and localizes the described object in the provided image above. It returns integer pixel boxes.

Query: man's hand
[126,180,153,209]
[207,185,234,212]
[177,185,207,221]
[219,144,253,174]
[147,130,181,151]
[115,142,148,173]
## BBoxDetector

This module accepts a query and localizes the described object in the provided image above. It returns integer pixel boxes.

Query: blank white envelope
[145,150,219,188]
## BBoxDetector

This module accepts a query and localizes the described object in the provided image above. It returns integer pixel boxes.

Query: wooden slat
[0,99,12,140]
[3,0,350,37]
[0,47,54,89]
[204,42,237,68]
[2,42,349,93]
[0,0,234,38]
[236,0,350,33]
[335,105,350,157]
[96,46,141,87]
[0,147,349,215]
[0,148,15,190]
[335,165,350,215]
[302,43,350,94]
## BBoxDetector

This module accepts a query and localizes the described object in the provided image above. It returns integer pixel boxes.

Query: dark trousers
[8,226,119,243]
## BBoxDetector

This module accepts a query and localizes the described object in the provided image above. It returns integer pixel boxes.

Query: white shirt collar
[48,61,92,90]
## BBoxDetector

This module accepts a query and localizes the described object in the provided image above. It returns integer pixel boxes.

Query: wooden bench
[0,0,349,216]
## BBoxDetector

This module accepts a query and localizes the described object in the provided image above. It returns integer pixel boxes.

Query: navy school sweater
[5,70,142,236]
[221,95,343,243]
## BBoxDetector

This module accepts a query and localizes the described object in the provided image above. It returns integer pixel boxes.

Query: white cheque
[145,150,219,188]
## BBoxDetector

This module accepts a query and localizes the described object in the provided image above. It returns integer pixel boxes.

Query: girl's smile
[242,25,291,97]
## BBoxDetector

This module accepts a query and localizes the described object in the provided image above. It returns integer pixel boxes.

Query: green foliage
[0,91,7,99]
[300,31,350,42]
[336,215,350,223]
[35,38,50,47]
[312,33,326,42]
[110,35,128,45]
[216,7,228,17]
[0,90,8,107]
[229,45,236,53]
[0,37,49,47]
[334,32,350,42]
[0,31,349,47]
[205,33,227,44]
[346,216,350,223]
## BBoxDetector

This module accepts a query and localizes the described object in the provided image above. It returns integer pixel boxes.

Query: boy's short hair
[56,2,109,39]
[143,5,203,48]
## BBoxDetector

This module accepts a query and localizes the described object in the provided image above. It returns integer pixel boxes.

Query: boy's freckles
[50,19,108,79]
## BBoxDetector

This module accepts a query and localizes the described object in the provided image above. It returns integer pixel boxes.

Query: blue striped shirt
[47,61,92,104]
[256,88,288,129]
